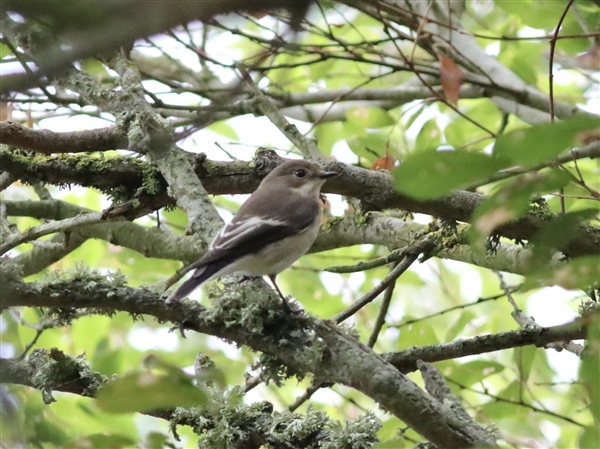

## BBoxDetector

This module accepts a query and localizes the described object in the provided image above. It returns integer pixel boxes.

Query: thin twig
[367,271,397,348]
[333,253,418,324]
[0,212,104,255]
[238,64,325,161]
[498,272,584,356]
[325,247,407,273]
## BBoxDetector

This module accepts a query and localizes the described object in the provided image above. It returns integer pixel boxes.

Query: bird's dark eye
[294,169,307,178]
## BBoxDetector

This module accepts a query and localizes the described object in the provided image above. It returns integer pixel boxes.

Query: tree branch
[384,320,588,373]
[1,274,497,448]
[4,149,599,258]
[0,121,126,154]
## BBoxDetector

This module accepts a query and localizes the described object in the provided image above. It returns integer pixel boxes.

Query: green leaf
[394,151,506,200]
[514,345,536,383]
[206,121,239,140]
[73,434,135,449]
[96,368,207,413]
[374,440,407,449]
[496,0,579,29]
[493,116,600,168]
[315,121,345,155]
[80,58,110,78]
[443,100,499,149]
[414,118,442,151]
[446,360,504,387]
[397,317,439,348]
[145,432,172,449]
[346,106,395,128]
[523,256,600,291]
[530,208,599,266]
[346,133,387,162]
[92,337,123,376]
[498,42,544,86]
[469,170,572,251]
[580,314,600,424]
[579,426,600,449]
[445,311,476,342]
[480,381,524,420]
[0,43,12,59]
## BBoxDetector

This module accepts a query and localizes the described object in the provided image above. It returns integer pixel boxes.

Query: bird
[166,159,338,309]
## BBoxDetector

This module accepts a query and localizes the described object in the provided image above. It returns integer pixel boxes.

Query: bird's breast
[235,213,321,276]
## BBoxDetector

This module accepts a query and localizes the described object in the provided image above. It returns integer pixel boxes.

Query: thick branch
[0,121,126,154]
[3,149,600,258]
[2,198,562,279]
[4,199,204,264]
[1,275,497,448]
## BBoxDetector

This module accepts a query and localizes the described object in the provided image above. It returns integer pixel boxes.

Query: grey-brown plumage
[167,160,337,306]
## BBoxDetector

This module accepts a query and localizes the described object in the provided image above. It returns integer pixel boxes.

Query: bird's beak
[319,170,338,179]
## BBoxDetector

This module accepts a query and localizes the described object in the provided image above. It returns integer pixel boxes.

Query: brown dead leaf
[439,54,465,106]
[371,152,395,171]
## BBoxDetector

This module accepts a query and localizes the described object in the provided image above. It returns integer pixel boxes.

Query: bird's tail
[166,261,229,303]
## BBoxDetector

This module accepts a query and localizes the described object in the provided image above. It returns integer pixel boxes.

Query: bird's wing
[167,194,319,303]
[199,216,308,266]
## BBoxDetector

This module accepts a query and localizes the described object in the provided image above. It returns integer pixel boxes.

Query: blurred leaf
[315,121,345,155]
[496,0,574,28]
[498,41,544,86]
[0,43,12,59]
[445,311,476,341]
[347,132,388,163]
[394,151,506,200]
[414,118,442,151]
[446,360,504,387]
[523,256,600,291]
[29,418,70,446]
[529,208,599,266]
[70,433,135,449]
[493,116,600,168]
[580,314,600,424]
[347,106,395,128]
[145,431,172,449]
[514,345,536,383]
[479,381,524,420]
[438,55,465,106]
[268,57,310,92]
[469,171,572,251]
[80,58,110,78]
[398,317,439,348]
[374,440,407,449]
[579,426,600,449]
[206,121,239,140]
[309,58,338,81]
[443,100,498,149]
[92,337,122,376]
[96,366,206,413]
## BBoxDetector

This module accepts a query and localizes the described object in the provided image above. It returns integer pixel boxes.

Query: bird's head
[262,160,338,197]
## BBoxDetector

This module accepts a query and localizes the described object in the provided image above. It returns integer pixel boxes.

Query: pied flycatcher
[167,160,337,309]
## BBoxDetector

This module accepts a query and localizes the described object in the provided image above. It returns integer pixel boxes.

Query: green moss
[28,349,106,404]
[137,161,162,195]
[4,148,165,201]
[580,298,599,317]
[169,392,381,449]
[40,264,127,323]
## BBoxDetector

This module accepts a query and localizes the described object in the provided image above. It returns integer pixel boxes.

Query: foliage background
[1,1,599,448]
